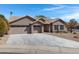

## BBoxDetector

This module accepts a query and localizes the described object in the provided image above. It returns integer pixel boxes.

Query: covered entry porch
[30,25,44,33]
[30,20,44,33]
[29,20,52,33]
[44,24,51,32]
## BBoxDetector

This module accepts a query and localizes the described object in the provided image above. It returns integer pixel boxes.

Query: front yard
[0,33,79,53]
[47,32,79,42]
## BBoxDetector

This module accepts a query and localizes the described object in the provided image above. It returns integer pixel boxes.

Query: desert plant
[0,14,9,37]
[35,15,47,21]
[73,32,77,34]
[73,36,78,38]
[67,19,77,33]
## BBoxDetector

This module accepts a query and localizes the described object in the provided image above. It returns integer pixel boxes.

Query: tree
[0,14,9,29]
[35,15,47,21]
[0,14,9,37]
[36,15,46,18]
[10,11,13,19]
[10,11,13,16]
[67,19,77,33]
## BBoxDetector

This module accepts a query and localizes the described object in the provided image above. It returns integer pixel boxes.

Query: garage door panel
[9,27,30,34]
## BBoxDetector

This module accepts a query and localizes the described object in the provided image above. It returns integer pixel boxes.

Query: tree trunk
[70,28,73,33]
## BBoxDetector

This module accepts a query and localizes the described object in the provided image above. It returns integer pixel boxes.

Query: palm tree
[67,19,77,33]
[9,11,13,20]
[0,14,9,37]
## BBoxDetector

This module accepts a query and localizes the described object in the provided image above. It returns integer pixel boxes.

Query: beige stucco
[10,16,35,34]
[10,17,34,26]
[52,21,67,32]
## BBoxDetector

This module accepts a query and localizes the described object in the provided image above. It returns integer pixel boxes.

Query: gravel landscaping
[6,33,79,48]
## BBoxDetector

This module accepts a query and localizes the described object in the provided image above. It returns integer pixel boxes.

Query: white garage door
[9,27,30,34]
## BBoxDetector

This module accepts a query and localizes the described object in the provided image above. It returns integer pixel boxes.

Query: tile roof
[9,16,36,24]
[75,23,79,26]
[9,16,67,25]
[44,20,52,24]
[31,20,45,24]
[9,16,23,22]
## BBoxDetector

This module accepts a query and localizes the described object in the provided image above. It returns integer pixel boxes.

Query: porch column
[49,25,51,32]
[31,25,33,33]
[41,25,44,33]
[50,24,53,33]
[52,25,54,32]
[58,25,60,31]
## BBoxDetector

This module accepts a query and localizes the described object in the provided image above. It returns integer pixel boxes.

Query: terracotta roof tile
[9,16,23,22]
[31,20,45,24]
[9,16,36,24]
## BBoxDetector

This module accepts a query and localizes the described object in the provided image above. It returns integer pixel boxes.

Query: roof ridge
[9,15,35,24]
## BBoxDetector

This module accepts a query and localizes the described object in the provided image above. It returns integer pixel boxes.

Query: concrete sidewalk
[0,45,79,54]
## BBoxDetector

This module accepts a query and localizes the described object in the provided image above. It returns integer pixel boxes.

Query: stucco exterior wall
[10,18,34,25]
[10,17,35,34]
[52,21,67,32]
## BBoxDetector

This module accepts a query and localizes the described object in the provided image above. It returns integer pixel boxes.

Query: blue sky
[0,4,79,22]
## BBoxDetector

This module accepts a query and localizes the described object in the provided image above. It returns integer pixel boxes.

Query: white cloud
[51,13,79,22]
[43,6,64,11]
[43,5,65,11]
[42,4,79,11]
[42,4,79,22]
[62,13,79,19]
[55,13,79,22]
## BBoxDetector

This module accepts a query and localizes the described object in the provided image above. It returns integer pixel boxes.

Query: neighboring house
[9,16,68,34]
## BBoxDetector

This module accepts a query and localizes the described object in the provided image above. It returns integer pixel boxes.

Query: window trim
[54,25,59,30]
[60,25,64,30]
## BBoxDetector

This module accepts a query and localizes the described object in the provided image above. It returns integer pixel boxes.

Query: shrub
[73,32,77,34]
[73,36,78,38]
[64,31,68,33]
[0,14,9,37]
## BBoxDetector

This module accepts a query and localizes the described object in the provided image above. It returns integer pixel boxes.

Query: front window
[77,26,79,29]
[60,25,64,30]
[54,25,59,30]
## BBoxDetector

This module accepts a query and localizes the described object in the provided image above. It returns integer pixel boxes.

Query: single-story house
[9,16,68,34]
